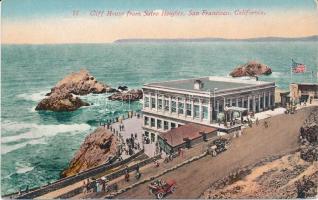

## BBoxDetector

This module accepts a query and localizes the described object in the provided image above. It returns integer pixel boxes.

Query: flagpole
[290,58,293,84]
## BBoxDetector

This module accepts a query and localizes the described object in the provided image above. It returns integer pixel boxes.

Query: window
[238,99,243,107]
[202,106,208,119]
[151,133,155,142]
[171,101,176,113]
[158,99,163,109]
[232,99,236,106]
[164,121,169,130]
[270,95,274,106]
[244,99,248,108]
[249,99,253,110]
[265,95,269,107]
[260,96,264,108]
[178,102,184,114]
[144,97,150,108]
[151,98,156,109]
[194,105,200,118]
[171,122,176,129]
[145,131,149,137]
[157,119,162,129]
[226,99,231,107]
[186,103,192,116]
[144,116,149,126]
[178,124,182,127]
[151,118,155,127]
[219,103,223,112]
[164,100,169,111]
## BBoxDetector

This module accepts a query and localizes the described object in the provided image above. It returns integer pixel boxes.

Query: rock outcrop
[61,127,118,177]
[230,61,272,77]
[35,91,89,112]
[47,69,114,95]
[108,89,143,101]
[36,69,115,111]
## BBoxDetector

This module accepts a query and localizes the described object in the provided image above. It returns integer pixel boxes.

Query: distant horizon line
[2,35,318,45]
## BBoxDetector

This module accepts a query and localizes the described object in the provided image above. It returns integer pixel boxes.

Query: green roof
[147,77,261,92]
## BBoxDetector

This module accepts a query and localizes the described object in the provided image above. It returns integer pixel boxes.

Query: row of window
[145,93,274,113]
[144,116,182,130]
[215,94,274,111]
[144,97,209,119]
[144,131,156,142]
[144,94,209,104]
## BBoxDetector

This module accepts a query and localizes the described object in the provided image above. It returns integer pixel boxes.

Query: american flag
[291,59,306,73]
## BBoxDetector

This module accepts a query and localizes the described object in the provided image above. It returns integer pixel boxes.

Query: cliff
[61,127,118,177]
[230,61,272,77]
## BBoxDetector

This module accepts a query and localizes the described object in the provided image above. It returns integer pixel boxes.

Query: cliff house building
[142,76,276,143]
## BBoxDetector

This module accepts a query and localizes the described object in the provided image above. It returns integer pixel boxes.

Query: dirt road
[117,107,314,199]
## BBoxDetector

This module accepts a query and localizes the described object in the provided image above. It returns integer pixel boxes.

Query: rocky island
[108,89,143,101]
[230,61,272,77]
[36,69,114,111]
[61,127,118,177]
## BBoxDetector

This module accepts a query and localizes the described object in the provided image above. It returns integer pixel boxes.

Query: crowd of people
[82,177,118,194]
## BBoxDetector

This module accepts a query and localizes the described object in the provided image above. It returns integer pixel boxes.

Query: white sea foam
[1,138,47,155]
[1,121,91,144]
[270,72,284,78]
[17,90,50,102]
[15,162,34,174]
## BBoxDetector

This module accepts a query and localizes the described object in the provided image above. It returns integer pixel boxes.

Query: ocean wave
[1,121,91,145]
[1,138,47,155]
[270,72,284,78]
[16,90,50,102]
[15,162,34,174]
[80,93,111,107]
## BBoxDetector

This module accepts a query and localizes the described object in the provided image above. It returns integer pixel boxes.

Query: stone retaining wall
[57,154,162,199]
[13,150,144,199]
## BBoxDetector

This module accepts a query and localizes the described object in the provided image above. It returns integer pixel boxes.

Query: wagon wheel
[170,186,176,193]
[157,192,164,199]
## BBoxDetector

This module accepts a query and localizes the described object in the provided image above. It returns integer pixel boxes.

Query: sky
[2,0,318,44]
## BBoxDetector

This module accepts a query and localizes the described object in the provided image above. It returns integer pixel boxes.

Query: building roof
[144,76,274,94]
[159,123,217,147]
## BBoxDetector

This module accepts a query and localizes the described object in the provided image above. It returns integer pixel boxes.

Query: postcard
[1,0,318,199]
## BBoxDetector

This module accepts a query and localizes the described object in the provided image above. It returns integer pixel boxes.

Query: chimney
[194,80,204,90]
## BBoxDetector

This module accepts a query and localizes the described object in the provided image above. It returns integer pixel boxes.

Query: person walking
[83,180,87,194]
[136,163,140,173]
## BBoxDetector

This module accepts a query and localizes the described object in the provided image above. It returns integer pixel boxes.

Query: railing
[11,150,144,199]
[56,154,162,199]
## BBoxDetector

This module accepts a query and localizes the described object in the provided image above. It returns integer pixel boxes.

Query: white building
[142,76,276,142]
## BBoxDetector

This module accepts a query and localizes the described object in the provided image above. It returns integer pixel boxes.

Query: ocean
[1,42,317,195]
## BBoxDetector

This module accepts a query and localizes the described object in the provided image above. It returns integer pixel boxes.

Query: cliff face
[230,61,272,77]
[61,127,118,177]
[36,69,114,111]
